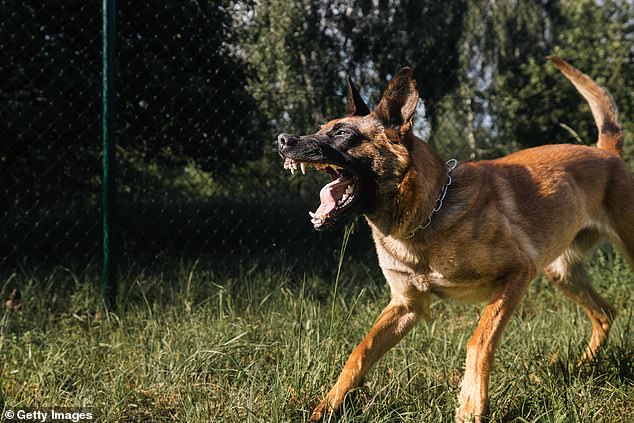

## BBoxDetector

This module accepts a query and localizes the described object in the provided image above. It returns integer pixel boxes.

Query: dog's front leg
[310,299,424,421]
[456,271,532,423]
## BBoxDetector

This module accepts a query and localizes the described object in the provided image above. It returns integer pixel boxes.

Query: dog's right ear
[374,67,418,134]
[346,75,371,116]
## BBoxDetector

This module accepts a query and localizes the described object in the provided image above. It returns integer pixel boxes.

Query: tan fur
[304,57,633,422]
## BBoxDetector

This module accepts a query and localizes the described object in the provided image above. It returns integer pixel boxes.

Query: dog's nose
[277,133,298,150]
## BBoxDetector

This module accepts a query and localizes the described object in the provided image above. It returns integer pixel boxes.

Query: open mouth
[283,157,360,229]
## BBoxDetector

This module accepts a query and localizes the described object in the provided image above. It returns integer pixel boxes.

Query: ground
[0,246,632,422]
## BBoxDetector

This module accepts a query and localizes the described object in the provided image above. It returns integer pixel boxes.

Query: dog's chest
[373,233,494,304]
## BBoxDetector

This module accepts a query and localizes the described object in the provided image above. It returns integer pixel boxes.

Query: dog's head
[278,68,420,230]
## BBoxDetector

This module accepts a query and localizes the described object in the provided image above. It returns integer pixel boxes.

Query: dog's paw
[309,400,333,422]
[455,407,485,423]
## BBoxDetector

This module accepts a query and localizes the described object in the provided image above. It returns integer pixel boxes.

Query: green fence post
[102,0,117,310]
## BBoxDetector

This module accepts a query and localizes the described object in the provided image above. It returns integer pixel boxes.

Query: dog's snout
[277,133,298,150]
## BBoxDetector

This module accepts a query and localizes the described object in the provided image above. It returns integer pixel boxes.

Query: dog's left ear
[346,75,371,116]
[374,67,418,133]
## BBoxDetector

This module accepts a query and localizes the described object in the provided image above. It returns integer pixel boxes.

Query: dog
[277,57,632,422]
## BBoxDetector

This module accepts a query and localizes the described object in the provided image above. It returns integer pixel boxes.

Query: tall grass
[0,244,632,422]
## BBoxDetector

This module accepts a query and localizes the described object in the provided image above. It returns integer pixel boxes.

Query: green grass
[0,247,632,422]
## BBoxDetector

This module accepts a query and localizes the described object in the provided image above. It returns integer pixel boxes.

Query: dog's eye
[334,129,351,137]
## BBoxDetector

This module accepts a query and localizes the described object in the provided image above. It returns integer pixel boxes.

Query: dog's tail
[547,56,624,158]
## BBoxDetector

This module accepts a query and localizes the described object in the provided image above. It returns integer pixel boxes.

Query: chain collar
[403,159,458,239]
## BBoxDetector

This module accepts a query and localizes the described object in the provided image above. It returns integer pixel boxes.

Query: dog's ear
[374,67,418,133]
[346,75,371,116]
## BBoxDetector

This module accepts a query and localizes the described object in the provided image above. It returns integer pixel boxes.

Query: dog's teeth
[290,167,295,175]
[310,211,324,225]
[346,185,353,195]
[300,163,306,174]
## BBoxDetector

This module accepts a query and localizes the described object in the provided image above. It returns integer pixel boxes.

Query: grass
[0,240,632,422]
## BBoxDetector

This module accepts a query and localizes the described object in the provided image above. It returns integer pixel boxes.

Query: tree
[0,1,103,203]
[116,1,267,178]
[239,0,347,136]
[336,0,467,128]
[0,0,265,206]
[240,0,467,145]
[452,0,633,163]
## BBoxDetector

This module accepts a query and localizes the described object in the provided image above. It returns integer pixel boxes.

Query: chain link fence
[2,1,631,286]
[0,2,385,277]
[2,2,102,273]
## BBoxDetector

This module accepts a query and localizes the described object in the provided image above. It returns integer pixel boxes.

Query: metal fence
[1,1,394,279]
[2,2,103,272]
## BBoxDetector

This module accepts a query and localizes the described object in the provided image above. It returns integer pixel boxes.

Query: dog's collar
[403,159,458,239]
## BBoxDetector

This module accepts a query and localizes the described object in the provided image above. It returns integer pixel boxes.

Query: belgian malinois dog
[277,57,633,422]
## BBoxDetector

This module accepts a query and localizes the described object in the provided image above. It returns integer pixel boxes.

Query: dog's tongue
[314,176,352,218]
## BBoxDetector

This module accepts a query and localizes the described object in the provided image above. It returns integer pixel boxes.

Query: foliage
[0,1,102,203]
[116,1,267,178]
[237,0,633,170]
[335,0,467,123]
[239,0,347,136]
[2,0,632,202]
[240,0,467,135]
[449,0,634,163]
[0,0,266,200]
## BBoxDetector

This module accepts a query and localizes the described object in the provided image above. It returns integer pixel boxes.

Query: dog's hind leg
[606,168,634,266]
[310,296,427,422]
[544,232,617,364]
